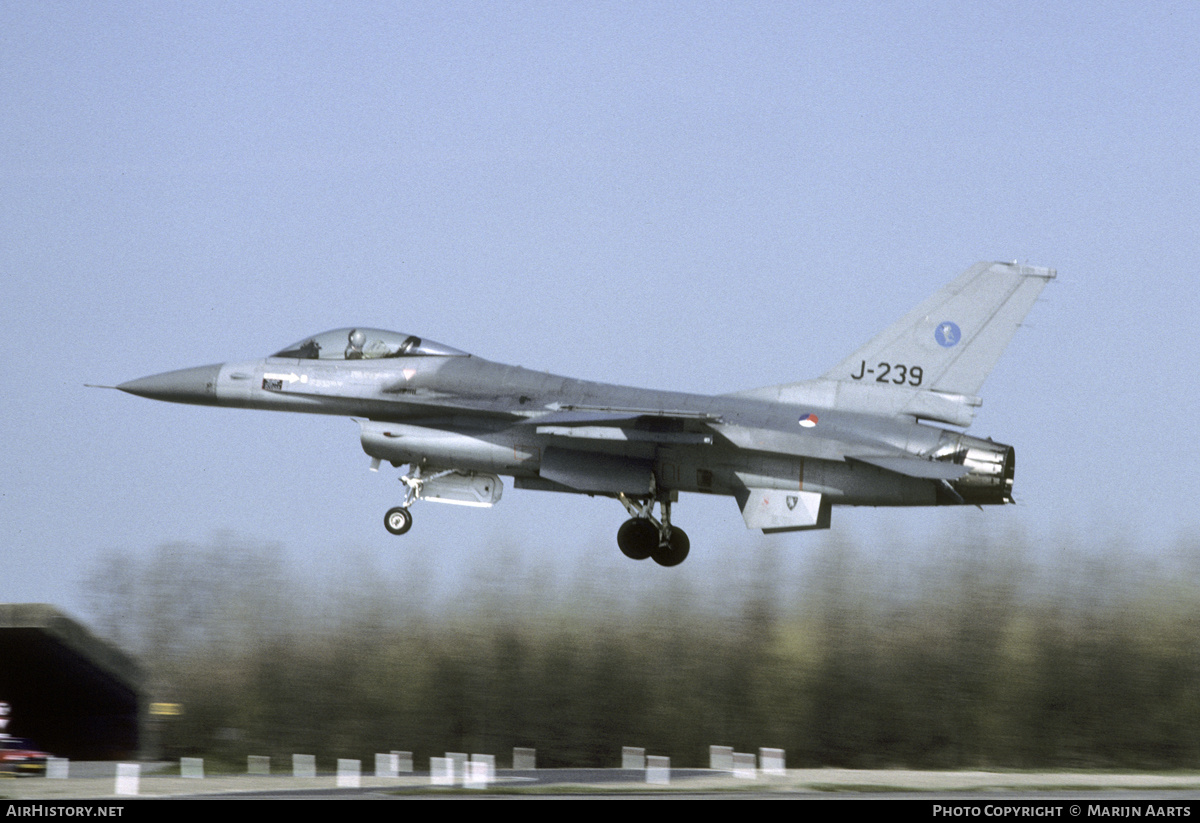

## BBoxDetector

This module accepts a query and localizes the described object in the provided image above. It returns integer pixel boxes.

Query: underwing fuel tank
[358,420,507,507]
[357,419,532,474]
[934,431,1015,505]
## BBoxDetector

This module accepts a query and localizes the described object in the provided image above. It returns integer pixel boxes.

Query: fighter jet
[114,261,1054,567]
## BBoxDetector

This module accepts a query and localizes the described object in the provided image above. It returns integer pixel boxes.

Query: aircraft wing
[372,386,534,419]
[533,404,723,425]
[377,373,974,483]
[522,405,719,446]
[523,403,965,481]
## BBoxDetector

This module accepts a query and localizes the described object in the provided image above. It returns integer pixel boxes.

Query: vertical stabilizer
[823,261,1055,398]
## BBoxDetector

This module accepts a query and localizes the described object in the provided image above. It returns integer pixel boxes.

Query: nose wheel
[384,506,413,535]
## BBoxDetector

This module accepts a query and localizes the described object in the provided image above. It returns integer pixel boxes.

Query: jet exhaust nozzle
[935,432,1015,505]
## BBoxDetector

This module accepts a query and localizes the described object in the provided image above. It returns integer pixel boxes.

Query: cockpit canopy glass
[272,328,468,360]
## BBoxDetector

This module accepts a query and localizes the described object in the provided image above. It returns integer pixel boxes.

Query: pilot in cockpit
[274,328,466,361]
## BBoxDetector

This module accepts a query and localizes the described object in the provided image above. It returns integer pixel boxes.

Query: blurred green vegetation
[82,530,1200,769]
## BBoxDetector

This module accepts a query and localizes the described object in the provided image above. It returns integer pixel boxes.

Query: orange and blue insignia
[798,413,818,428]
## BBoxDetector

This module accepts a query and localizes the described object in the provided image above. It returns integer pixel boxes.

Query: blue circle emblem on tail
[935,321,961,348]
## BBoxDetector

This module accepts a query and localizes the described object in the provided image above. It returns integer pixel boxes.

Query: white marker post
[430,756,454,786]
[115,763,139,796]
[513,747,536,770]
[470,753,495,783]
[646,755,670,785]
[446,751,468,783]
[709,745,733,771]
[293,754,316,778]
[759,747,785,776]
[337,758,361,788]
[464,759,489,789]
[375,752,399,778]
[733,752,756,779]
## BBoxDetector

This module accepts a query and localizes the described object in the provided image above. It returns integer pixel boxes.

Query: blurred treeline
[82,530,1200,769]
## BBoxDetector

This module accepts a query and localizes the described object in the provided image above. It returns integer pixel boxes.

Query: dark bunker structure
[0,604,143,760]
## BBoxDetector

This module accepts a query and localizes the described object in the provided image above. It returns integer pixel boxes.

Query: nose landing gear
[379,465,504,536]
[384,506,413,535]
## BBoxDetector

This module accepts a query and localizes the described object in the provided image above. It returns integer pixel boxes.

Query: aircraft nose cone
[118,364,223,405]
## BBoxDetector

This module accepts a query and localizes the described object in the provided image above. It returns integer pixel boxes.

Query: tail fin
[823,261,1055,398]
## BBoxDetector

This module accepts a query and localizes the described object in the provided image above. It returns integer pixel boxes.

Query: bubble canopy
[272,328,468,360]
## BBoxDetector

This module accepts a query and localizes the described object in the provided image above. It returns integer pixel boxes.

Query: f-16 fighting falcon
[112,261,1055,567]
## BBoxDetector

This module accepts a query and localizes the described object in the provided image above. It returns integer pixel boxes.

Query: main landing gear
[616,493,690,567]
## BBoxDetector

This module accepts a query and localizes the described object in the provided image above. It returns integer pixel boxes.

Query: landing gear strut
[378,464,504,536]
[616,492,690,567]
[382,464,423,536]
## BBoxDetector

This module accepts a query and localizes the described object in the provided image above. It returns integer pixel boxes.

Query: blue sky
[3,2,1198,613]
